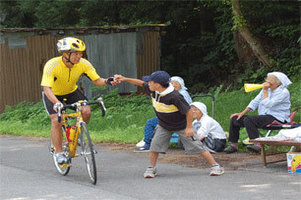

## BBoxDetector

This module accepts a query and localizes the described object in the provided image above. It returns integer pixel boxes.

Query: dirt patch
[99,143,136,152]
[0,134,49,142]
[1,135,286,170]
[100,143,287,170]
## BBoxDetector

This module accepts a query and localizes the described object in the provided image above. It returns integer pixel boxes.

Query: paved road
[0,136,300,200]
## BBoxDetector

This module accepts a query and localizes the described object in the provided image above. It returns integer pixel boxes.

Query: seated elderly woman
[224,72,292,154]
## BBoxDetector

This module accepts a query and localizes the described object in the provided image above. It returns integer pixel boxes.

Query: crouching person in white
[191,102,227,153]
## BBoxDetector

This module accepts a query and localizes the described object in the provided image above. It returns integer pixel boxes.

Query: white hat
[267,72,292,88]
[191,102,207,115]
[171,76,187,90]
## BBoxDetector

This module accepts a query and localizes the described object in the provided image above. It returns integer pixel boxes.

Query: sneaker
[210,164,224,176]
[136,139,146,147]
[134,143,150,152]
[247,144,261,153]
[143,166,157,178]
[55,152,68,165]
[243,137,253,145]
[224,145,238,154]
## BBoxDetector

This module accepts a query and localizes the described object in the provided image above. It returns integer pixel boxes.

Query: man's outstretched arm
[114,74,144,87]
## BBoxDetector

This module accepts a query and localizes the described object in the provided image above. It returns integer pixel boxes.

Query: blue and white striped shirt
[247,86,291,123]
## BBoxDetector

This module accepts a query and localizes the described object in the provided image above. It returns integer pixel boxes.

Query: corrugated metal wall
[0,34,59,113]
[137,31,160,79]
[79,32,138,98]
[0,29,160,113]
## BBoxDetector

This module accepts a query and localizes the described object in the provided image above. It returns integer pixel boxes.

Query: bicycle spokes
[80,124,97,184]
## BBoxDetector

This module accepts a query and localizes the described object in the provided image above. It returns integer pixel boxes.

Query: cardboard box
[287,152,301,173]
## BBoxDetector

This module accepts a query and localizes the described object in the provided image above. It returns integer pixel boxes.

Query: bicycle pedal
[49,149,55,155]
[49,146,55,155]
[60,163,71,168]
[77,139,81,146]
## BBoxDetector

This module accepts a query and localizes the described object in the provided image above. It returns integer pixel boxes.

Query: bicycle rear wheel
[50,142,70,176]
[80,123,97,184]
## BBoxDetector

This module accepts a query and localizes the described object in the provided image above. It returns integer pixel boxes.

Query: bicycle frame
[61,108,82,158]
[58,98,106,158]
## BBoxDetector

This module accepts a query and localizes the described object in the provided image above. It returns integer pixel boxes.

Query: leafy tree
[34,0,82,28]
[0,0,38,27]
[0,0,299,92]
[232,0,272,68]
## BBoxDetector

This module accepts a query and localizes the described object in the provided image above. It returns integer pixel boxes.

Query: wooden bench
[250,139,301,167]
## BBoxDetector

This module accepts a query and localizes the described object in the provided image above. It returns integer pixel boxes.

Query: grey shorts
[150,125,207,154]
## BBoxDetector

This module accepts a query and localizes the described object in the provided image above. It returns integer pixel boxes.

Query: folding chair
[263,111,301,137]
[243,110,301,145]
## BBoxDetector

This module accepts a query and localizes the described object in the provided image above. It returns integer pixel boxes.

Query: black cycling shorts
[42,89,88,115]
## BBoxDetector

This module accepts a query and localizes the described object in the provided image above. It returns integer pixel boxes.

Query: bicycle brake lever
[97,97,106,117]
[57,107,62,123]
[54,103,64,123]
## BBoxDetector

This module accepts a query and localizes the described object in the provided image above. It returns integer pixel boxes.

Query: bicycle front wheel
[80,123,97,185]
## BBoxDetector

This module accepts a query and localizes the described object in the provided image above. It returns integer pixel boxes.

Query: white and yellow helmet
[57,37,86,53]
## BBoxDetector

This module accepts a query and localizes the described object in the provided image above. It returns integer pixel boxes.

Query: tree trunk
[233,31,255,63]
[231,0,272,68]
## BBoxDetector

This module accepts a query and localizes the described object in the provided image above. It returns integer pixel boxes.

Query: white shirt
[247,86,291,123]
[192,115,226,140]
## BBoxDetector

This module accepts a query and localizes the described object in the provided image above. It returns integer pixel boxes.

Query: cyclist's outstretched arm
[93,77,119,86]
[114,75,144,87]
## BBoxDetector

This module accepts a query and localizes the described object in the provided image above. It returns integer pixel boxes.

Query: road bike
[49,97,106,185]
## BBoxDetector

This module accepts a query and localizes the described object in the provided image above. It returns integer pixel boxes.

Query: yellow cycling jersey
[41,56,100,95]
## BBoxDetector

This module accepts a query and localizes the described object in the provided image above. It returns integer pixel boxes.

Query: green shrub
[0,76,300,146]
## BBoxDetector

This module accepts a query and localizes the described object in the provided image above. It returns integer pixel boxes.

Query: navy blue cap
[142,71,171,86]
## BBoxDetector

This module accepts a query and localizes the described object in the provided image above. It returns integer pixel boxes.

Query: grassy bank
[0,77,300,145]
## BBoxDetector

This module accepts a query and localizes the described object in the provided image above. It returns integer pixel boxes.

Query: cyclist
[41,37,117,165]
